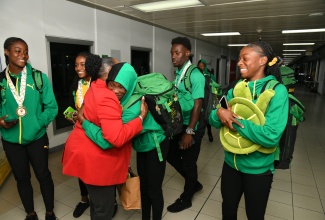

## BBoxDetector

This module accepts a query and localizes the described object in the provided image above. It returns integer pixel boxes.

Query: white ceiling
[68,0,325,61]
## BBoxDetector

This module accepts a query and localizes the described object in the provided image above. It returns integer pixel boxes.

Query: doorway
[131,47,151,76]
[49,41,91,133]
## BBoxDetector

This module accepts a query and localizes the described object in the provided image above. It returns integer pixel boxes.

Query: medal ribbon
[176,61,192,88]
[5,65,27,108]
[77,79,90,108]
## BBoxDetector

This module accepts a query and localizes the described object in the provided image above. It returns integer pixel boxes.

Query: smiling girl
[209,41,289,219]
[0,37,58,220]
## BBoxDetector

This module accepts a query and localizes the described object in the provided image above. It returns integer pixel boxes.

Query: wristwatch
[185,127,195,135]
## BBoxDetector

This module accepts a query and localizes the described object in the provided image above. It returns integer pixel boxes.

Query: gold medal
[16,106,27,117]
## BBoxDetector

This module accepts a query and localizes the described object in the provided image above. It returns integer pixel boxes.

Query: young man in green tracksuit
[0,37,58,220]
[167,37,206,213]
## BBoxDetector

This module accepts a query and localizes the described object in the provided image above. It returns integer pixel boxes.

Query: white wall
[0,0,235,148]
[153,27,180,80]
[195,40,221,78]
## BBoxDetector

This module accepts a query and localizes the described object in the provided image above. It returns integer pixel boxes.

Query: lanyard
[6,65,28,117]
[77,78,91,108]
[176,61,192,88]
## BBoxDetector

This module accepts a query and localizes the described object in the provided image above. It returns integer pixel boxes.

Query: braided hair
[246,41,282,82]
[3,37,27,65]
[171,37,192,51]
[85,53,101,82]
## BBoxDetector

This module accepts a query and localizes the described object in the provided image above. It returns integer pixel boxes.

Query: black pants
[78,178,89,197]
[167,127,202,201]
[136,138,169,220]
[221,162,273,220]
[85,184,116,220]
[2,134,54,213]
[206,123,212,135]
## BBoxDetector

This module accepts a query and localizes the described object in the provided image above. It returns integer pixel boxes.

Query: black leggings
[2,134,54,213]
[221,162,273,220]
[136,138,169,220]
[78,178,89,197]
[206,123,212,135]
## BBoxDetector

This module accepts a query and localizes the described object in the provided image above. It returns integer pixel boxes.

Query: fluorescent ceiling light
[228,44,247,47]
[283,53,301,56]
[210,0,265,6]
[309,13,324,16]
[283,43,315,46]
[283,50,306,52]
[282,28,325,34]
[202,32,241,36]
[131,0,204,12]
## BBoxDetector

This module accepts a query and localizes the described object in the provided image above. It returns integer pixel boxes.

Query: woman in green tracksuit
[209,41,289,219]
[0,37,58,220]
[78,62,169,220]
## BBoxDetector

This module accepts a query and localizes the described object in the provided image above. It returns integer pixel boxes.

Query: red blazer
[62,79,142,186]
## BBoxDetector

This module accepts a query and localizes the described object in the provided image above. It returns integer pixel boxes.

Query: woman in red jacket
[62,54,148,219]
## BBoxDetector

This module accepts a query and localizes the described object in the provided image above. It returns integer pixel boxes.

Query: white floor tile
[269,188,293,205]
[293,206,325,220]
[292,182,320,198]
[293,194,323,213]
[265,200,294,219]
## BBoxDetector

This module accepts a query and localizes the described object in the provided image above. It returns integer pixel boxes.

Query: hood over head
[107,62,138,106]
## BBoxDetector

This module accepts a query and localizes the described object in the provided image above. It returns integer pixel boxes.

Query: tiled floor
[1,83,325,220]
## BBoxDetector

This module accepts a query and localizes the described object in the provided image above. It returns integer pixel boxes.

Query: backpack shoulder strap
[0,69,6,86]
[123,94,142,111]
[183,64,197,93]
[0,70,6,102]
[261,79,280,93]
[32,68,44,94]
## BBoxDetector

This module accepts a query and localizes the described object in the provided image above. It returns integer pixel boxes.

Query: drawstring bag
[117,167,141,210]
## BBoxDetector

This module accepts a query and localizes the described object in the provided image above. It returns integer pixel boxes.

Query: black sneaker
[25,213,38,220]
[194,182,203,193]
[73,201,90,218]
[167,198,192,213]
[45,212,57,220]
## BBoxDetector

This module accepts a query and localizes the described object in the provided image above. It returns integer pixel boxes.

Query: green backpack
[263,80,305,169]
[123,72,184,138]
[183,65,223,123]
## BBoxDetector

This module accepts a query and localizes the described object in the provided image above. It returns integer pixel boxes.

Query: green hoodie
[82,63,166,161]
[198,59,216,82]
[209,75,289,174]
[0,63,58,144]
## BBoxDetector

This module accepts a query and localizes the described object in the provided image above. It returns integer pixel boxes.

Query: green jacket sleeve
[82,120,113,150]
[38,73,58,127]
[81,101,139,149]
